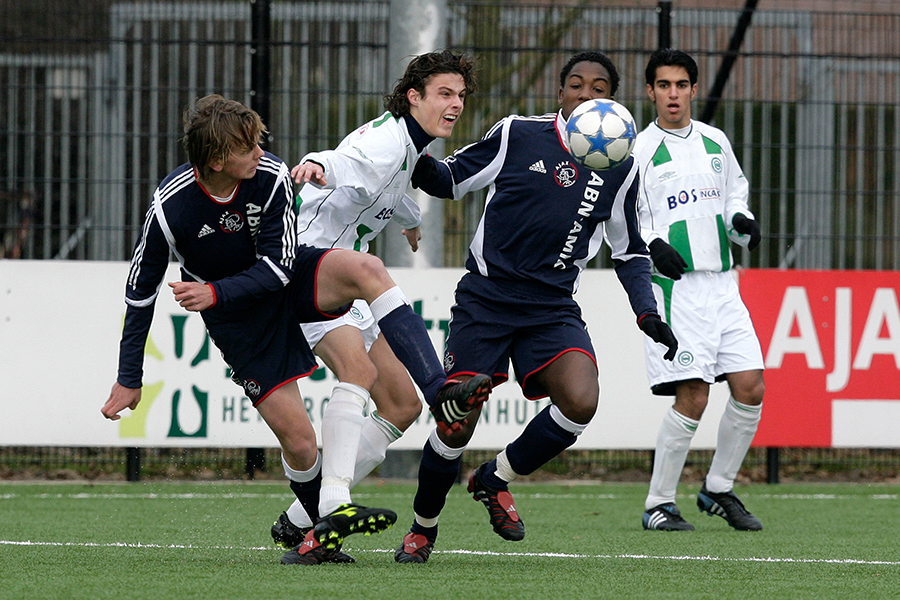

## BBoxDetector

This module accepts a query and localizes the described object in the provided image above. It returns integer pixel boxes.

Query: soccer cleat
[431,373,492,434]
[313,503,398,550]
[273,513,355,563]
[271,511,307,549]
[467,462,525,541]
[281,529,341,566]
[394,530,435,564]
[697,483,763,531]
[642,502,695,531]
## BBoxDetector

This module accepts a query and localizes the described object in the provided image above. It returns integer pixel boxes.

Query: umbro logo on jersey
[198,224,214,238]
[528,160,547,174]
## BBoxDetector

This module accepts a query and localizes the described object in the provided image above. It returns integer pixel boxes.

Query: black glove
[411,154,440,189]
[732,213,761,251]
[639,314,678,361]
[648,239,687,280]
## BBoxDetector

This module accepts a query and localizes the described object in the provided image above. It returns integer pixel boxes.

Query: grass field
[1,480,898,600]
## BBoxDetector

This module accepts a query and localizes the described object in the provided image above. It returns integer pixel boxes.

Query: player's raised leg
[313,249,491,429]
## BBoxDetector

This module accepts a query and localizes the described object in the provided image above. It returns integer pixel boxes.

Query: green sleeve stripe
[651,140,672,166]
[702,134,723,154]
[373,112,393,127]
[716,214,731,271]
[651,274,675,325]
[667,220,694,271]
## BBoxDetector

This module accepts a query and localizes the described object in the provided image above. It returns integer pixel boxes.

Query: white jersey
[296,111,423,252]
[634,119,754,274]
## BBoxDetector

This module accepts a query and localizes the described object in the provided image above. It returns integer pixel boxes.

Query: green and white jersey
[296,111,423,253]
[634,119,753,273]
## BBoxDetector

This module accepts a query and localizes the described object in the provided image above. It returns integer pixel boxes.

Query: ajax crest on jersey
[564,99,637,170]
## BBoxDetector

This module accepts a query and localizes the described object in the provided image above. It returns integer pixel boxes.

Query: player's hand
[648,239,687,280]
[410,155,440,189]
[732,213,761,250]
[101,382,141,421]
[639,314,678,361]
[169,281,214,312]
[291,160,327,186]
[402,227,421,252]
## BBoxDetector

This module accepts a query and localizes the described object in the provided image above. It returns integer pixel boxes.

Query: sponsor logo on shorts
[349,306,364,321]
[443,350,455,372]
[677,351,694,367]
[243,379,261,399]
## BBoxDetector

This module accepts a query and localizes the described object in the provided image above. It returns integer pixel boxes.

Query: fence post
[766,447,780,484]
[126,447,142,482]
[250,0,271,146]
[657,0,672,49]
[245,0,271,481]
[246,448,267,479]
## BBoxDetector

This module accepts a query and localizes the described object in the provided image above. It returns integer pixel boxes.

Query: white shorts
[300,299,380,351]
[643,270,763,395]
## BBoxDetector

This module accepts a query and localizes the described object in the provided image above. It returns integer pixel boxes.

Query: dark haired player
[635,48,764,532]
[270,50,486,561]
[393,52,678,563]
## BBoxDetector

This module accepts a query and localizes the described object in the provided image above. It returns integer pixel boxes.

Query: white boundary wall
[0,261,729,449]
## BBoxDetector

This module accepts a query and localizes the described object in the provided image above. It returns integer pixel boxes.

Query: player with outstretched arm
[100,95,491,565]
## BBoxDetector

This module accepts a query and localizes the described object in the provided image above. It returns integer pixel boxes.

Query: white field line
[0,539,897,566]
[0,492,896,501]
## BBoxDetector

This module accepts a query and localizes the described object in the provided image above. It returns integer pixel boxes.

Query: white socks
[494,449,517,483]
[645,407,698,510]
[319,382,369,516]
[706,397,762,493]
[368,286,410,321]
[350,411,403,488]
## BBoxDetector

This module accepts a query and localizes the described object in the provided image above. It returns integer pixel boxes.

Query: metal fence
[2,1,900,480]
[2,0,900,269]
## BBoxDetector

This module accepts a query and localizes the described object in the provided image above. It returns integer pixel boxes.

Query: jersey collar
[403,114,436,153]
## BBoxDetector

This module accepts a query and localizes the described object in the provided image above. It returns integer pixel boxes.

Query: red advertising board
[740,269,900,447]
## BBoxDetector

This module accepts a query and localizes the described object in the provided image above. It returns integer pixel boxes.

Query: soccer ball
[564,99,637,170]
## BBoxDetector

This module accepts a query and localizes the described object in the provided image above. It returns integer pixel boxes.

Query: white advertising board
[0,261,729,449]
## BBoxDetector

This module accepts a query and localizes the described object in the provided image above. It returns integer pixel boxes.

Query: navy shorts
[202,245,349,406]
[443,273,596,400]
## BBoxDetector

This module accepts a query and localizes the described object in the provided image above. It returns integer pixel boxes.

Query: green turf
[1,481,898,599]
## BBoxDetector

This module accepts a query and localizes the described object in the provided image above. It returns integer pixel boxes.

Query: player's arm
[412,117,510,200]
[606,163,678,359]
[104,204,169,419]
[634,152,686,279]
[394,194,423,252]
[719,133,760,250]
[294,117,404,197]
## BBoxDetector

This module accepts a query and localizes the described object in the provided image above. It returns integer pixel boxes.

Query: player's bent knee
[280,435,319,468]
[397,399,423,430]
[354,254,394,293]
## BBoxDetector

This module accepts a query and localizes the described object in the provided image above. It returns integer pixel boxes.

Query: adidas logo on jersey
[528,160,547,174]
[198,224,215,238]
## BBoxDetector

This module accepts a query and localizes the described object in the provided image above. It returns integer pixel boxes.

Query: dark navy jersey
[415,111,656,318]
[117,152,297,387]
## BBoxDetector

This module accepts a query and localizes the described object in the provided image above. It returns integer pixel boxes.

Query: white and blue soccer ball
[564,99,637,170]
